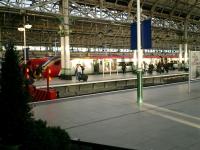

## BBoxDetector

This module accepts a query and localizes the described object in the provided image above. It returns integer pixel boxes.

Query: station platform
[34,70,187,87]
[33,70,188,98]
[32,75,200,150]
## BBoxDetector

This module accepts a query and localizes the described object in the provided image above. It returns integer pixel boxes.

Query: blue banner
[141,19,152,49]
[130,18,152,50]
[130,22,137,50]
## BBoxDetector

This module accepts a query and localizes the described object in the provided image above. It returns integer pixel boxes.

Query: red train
[41,56,61,78]
[27,57,49,71]
[26,54,179,79]
[25,56,61,78]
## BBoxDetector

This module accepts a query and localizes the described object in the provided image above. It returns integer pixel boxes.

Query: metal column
[136,0,143,104]
[23,27,27,64]
[0,27,2,50]
[184,20,188,64]
[133,50,137,68]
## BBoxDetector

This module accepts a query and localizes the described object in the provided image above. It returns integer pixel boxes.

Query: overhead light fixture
[24,24,32,29]
[18,27,25,31]
[18,23,32,31]
[17,23,32,64]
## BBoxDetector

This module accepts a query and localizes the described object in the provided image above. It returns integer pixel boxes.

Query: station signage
[131,19,152,50]
[70,50,178,59]
[88,52,133,59]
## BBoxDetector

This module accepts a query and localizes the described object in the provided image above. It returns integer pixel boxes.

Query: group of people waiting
[121,63,127,74]
[147,62,169,74]
[121,61,170,75]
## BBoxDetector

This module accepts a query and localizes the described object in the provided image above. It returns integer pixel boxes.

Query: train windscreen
[42,56,60,68]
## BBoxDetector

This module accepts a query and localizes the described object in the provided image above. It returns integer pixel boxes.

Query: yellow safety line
[143,103,200,121]
[142,103,200,129]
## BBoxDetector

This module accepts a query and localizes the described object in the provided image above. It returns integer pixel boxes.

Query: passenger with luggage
[81,65,85,74]
[75,64,88,81]
[75,64,82,81]
[79,73,88,82]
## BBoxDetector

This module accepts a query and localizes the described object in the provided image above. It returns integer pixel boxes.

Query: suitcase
[78,74,88,81]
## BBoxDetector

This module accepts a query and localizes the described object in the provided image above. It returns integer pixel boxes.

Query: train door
[104,59,110,73]
[103,59,117,75]
[111,59,117,72]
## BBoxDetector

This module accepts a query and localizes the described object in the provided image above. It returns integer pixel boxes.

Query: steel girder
[0,0,200,50]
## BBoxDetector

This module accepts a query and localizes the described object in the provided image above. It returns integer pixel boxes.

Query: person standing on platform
[148,63,154,74]
[75,64,78,80]
[164,63,169,73]
[122,63,126,74]
[81,65,85,74]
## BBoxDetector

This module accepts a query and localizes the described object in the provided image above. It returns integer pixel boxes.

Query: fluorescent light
[24,24,32,29]
[18,27,25,31]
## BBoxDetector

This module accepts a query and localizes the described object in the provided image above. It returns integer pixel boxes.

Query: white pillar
[61,36,65,67]
[179,44,182,63]
[24,27,27,64]
[184,20,188,63]
[184,43,188,63]
[60,0,71,79]
[102,59,105,77]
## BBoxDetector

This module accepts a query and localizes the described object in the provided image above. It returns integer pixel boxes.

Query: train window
[118,62,133,66]
[118,62,123,66]
[54,60,60,66]
[126,62,133,66]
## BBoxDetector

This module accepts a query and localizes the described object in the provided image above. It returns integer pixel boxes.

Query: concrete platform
[32,80,200,150]
[32,71,188,98]
[33,70,186,87]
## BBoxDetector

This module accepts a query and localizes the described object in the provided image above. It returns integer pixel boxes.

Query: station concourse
[30,70,199,150]
[32,78,200,150]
